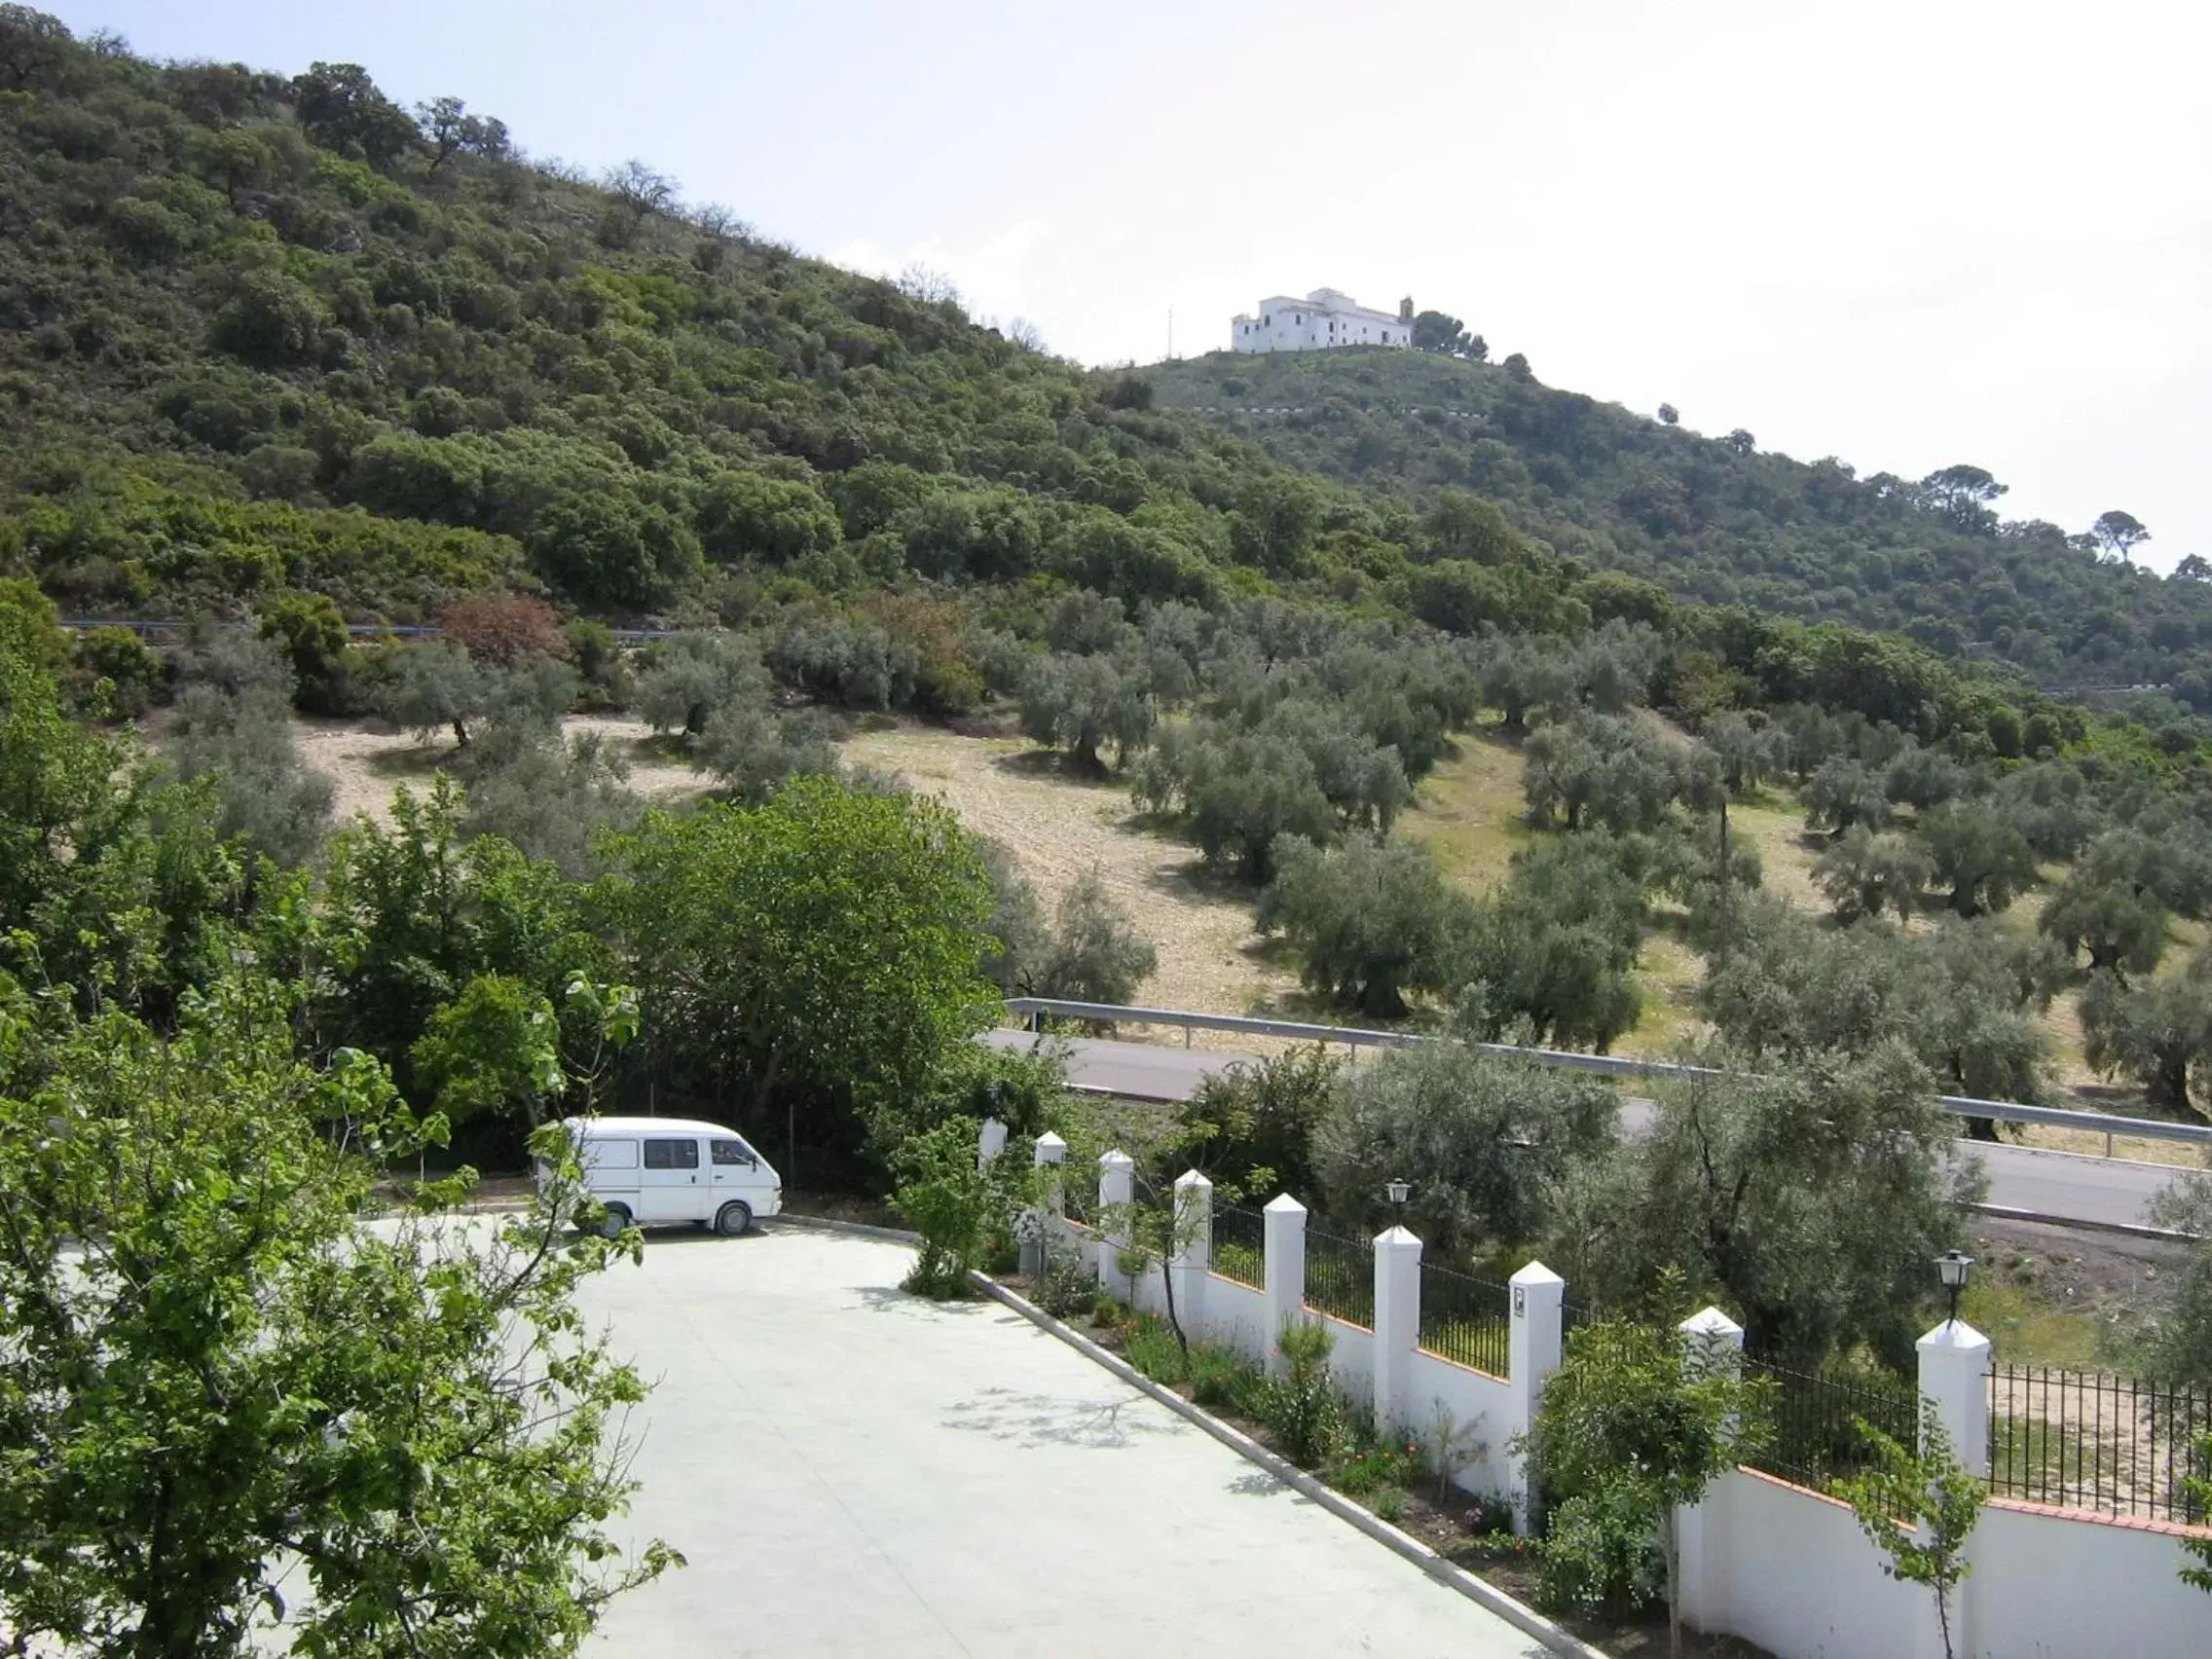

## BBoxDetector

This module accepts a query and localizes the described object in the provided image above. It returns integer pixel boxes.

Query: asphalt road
[982,1028,2194,1235]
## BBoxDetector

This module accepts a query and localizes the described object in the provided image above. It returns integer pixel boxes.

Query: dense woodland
[1148,339,2212,707]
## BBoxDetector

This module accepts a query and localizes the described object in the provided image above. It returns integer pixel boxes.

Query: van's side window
[712,1140,754,1165]
[643,1138,700,1169]
[585,1139,638,1169]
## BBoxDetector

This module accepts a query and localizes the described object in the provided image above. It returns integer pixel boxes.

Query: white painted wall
[1968,1499,2212,1659]
[1407,1347,1518,1499]
[1314,1311,1376,1401]
[1685,1469,1936,1659]
[1198,1272,1272,1369]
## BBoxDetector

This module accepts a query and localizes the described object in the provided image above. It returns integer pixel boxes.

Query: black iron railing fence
[1744,1358,1919,1492]
[1304,1226,1375,1329]
[1419,1263,1512,1377]
[1212,1203,1266,1289]
[1987,1363,2212,1523]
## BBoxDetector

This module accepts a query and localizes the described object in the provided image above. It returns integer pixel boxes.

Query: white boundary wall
[1037,1144,2212,1655]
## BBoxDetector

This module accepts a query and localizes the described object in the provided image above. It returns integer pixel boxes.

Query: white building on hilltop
[1230,288,1414,353]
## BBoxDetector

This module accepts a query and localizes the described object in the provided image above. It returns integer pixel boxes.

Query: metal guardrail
[1002,997,2212,1150]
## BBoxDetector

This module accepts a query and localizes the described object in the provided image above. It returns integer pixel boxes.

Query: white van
[540,1117,783,1237]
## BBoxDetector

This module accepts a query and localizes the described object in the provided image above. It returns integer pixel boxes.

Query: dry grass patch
[291,714,712,828]
[835,721,1300,1028]
[1398,728,1530,893]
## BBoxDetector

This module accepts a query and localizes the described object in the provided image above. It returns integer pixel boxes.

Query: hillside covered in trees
[0,8,2194,756]
[1145,343,2212,703]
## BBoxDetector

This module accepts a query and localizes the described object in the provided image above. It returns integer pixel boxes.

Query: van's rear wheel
[715,1200,753,1237]
[594,1202,632,1240]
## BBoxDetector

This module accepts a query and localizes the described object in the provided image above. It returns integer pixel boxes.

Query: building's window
[644,1137,700,1169]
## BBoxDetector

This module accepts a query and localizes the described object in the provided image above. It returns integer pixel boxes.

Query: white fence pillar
[1262,1194,1308,1377]
[1097,1149,1134,1301]
[1917,1317,1992,1480]
[1169,1169,1212,1331]
[1372,1225,1422,1435]
[1675,1307,1745,1636]
[1506,1261,1566,1535]
[1021,1131,1067,1274]
[977,1116,1008,1167]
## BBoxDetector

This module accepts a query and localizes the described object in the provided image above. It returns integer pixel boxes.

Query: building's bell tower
[1399,296,1415,322]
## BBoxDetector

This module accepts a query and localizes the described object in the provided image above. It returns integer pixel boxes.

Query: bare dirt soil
[837,720,1303,1026]
[291,713,712,829]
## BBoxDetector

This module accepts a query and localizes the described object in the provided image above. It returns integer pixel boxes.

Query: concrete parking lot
[578,1225,1548,1658]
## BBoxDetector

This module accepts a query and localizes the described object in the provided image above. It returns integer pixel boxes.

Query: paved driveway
[580,1226,1546,1658]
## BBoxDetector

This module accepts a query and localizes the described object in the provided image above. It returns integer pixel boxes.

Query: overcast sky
[50,0,2212,572]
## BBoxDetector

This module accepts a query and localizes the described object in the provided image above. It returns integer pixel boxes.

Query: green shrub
[1124,1315,1187,1385]
[1259,1320,1345,1468]
[1189,1344,1250,1409]
[1032,1243,1093,1319]
[1373,1486,1409,1526]
[1536,1486,1663,1620]
[891,1117,1037,1300]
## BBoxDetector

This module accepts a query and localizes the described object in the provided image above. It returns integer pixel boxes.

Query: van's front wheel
[715,1200,753,1237]
[594,1202,632,1240]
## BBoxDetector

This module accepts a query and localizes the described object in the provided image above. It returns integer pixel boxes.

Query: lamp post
[1384,1176,1410,1211]
[1936,1250,1974,1327]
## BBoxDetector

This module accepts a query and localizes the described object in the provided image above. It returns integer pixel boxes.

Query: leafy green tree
[976,848,1154,1005]
[637,631,762,737]
[2081,953,2212,1112]
[292,59,419,166]
[1656,403,1679,425]
[1410,310,1476,355]
[461,730,642,876]
[0,575,71,669]
[1546,1043,1981,1369]
[1524,712,1687,833]
[694,469,842,566]
[1017,651,1154,770]
[380,639,494,749]
[605,778,995,1184]
[1813,825,1933,922]
[2089,509,2150,563]
[1708,908,2054,1108]
[1315,1041,1616,1255]
[411,972,567,1129]
[165,674,334,867]
[1919,800,2038,917]
[891,1115,1047,1298]
[1724,428,1755,456]
[1803,756,1890,835]
[694,701,835,805]
[1837,1406,1986,1659]
[259,591,353,714]
[1172,1043,1339,1201]
[1258,830,1471,1018]
[2039,869,2167,977]
[0,968,676,1657]
[1919,464,2008,534]
[1454,833,1649,1051]
[74,625,166,719]
[1521,1312,1771,1654]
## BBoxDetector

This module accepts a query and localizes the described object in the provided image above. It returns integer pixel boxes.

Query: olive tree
[1258,831,1472,1018]
[1313,1040,1616,1255]
[1545,1042,1982,1370]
